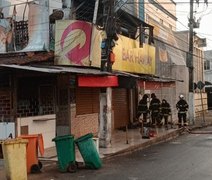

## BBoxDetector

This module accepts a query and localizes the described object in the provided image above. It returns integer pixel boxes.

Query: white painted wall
[17,114,56,149]
[3,0,62,20]
[0,122,15,139]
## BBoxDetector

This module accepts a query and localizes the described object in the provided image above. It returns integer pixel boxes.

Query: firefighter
[160,99,171,129]
[149,93,161,127]
[176,94,189,128]
[137,94,149,124]
[0,8,4,19]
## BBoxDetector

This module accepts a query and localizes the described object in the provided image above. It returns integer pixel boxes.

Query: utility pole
[188,0,208,125]
[99,0,116,148]
[188,0,194,92]
[101,0,116,72]
[187,0,195,125]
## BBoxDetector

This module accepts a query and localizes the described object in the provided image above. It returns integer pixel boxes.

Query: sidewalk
[40,127,180,163]
[41,110,212,163]
[0,111,212,180]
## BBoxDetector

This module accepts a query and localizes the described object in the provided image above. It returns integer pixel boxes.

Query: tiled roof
[0,52,54,65]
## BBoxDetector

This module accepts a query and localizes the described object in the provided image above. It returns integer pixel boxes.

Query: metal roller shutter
[76,88,100,115]
[113,88,130,129]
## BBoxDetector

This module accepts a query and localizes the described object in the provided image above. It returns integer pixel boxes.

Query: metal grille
[14,21,29,51]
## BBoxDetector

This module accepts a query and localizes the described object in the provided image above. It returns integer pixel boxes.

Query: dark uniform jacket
[176,99,188,114]
[149,97,161,113]
[161,100,171,116]
[138,99,148,114]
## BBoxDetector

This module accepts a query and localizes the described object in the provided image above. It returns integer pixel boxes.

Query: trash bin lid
[2,138,28,145]
[75,133,93,143]
[19,134,39,139]
[52,134,74,142]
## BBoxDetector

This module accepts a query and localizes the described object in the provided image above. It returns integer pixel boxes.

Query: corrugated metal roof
[0,64,111,75]
[113,70,141,78]
[0,64,181,82]
[149,76,183,82]
[0,64,62,73]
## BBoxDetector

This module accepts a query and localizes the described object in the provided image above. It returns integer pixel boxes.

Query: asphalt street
[31,126,212,180]
[1,127,212,180]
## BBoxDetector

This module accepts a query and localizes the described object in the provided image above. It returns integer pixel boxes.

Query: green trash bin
[75,133,102,169]
[52,134,76,173]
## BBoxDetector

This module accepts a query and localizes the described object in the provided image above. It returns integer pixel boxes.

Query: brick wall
[70,104,99,138]
[0,90,11,121]
[17,77,55,117]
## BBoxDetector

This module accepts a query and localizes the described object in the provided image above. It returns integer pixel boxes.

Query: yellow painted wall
[113,35,156,74]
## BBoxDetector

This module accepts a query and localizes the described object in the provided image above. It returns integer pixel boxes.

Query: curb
[102,123,212,162]
[102,128,182,162]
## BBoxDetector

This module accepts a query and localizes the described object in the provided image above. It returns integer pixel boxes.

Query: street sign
[197,81,205,90]
[193,82,197,90]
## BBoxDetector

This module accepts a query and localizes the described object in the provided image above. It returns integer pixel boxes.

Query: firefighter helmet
[151,93,156,98]
[179,94,184,99]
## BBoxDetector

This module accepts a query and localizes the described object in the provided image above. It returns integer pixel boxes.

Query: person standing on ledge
[149,93,161,127]
[160,99,171,129]
[176,94,189,128]
[137,94,149,124]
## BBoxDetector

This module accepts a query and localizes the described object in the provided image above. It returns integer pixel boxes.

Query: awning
[117,9,153,28]
[138,80,176,90]
[0,64,111,75]
[205,81,212,88]
[0,64,181,88]
[78,76,118,87]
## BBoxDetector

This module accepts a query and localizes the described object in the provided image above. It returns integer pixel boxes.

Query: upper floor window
[204,60,210,70]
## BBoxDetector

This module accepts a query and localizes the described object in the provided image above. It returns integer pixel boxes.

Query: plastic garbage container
[0,143,3,159]
[92,137,99,154]
[75,133,102,169]
[52,134,76,173]
[19,134,44,173]
[1,138,28,180]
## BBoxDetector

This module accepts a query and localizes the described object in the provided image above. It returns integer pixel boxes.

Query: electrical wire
[0,1,207,78]
[139,0,212,46]
[1,0,209,64]
[119,0,211,58]
[116,1,191,49]
[114,2,203,74]
[118,0,207,79]
[0,0,205,77]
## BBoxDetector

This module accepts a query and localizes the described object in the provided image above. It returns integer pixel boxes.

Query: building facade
[0,0,207,150]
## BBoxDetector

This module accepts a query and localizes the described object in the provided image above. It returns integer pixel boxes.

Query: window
[204,60,210,70]
[17,76,55,117]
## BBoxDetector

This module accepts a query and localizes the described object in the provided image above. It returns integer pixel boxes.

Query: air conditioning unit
[198,38,207,48]
[193,21,200,28]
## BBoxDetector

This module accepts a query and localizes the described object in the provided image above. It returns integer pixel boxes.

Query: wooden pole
[126,125,129,144]
[200,89,206,125]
